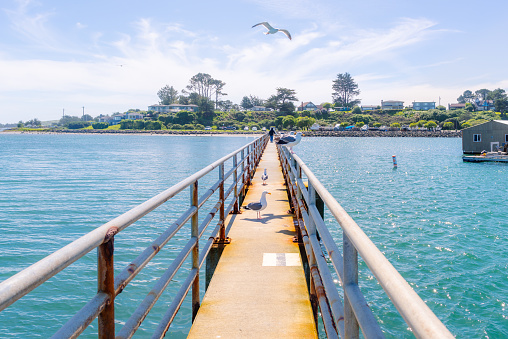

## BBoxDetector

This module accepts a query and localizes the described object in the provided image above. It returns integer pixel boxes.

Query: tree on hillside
[266,88,298,115]
[332,72,360,107]
[211,79,227,109]
[488,88,507,101]
[241,96,254,110]
[178,95,190,105]
[475,89,490,101]
[457,90,474,104]
[158,85,179,105]
[186,73,215,99]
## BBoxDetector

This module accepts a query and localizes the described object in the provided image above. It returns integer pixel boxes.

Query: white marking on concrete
[263,253,301,266]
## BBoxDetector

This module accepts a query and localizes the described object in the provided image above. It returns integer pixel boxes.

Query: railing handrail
[278,145,453,339]
[0,134,268,338]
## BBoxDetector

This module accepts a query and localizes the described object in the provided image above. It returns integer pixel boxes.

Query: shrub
[133,120,145,130]
[145,121,162,130]
[120,120,134,129]
[183,124,195,130]
[67,121,91,129]
[390,122,401,128]
[171,124,182,130]
[351,106,362,114]
[92,122,109,129]
[195,124,205,130]
[442,122,454,130]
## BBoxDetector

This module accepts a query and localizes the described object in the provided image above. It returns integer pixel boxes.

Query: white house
[381,100,404,110]
[148,104,199,113]
[251,106,266,111]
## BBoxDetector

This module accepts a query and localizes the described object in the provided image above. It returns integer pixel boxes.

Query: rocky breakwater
[302,130,461,138]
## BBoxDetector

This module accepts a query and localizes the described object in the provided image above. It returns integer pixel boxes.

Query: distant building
[412,101,436,111]
[251,106,266,111]
[462,120,508,154]
[381,100,404,110]
[297,102,318,111]
[148,104,199,113]
[448,103,466,110]
[361,105,378,111]
[475,100,495,111]
[98,116,113,124]
[126,112,143,120]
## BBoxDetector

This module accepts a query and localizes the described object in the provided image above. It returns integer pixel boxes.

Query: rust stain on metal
[127,263,138,274]
[104,226,118,243]
[152,244,160,254]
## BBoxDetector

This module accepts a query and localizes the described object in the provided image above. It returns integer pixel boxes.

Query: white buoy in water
[392,155,397,168]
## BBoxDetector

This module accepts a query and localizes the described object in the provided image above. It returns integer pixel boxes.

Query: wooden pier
[188,141,318,338]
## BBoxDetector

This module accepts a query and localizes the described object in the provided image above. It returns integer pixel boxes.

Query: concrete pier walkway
[188,141,318,338]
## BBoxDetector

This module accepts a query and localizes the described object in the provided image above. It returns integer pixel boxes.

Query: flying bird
[277,132,302,153]
[252,22,292,40]
[261,168,268,185]
[243,191,271,219]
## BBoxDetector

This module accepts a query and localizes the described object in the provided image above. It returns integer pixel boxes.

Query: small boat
[462,152,508,163]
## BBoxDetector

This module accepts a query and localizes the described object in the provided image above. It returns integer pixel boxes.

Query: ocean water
[0,134,506,338]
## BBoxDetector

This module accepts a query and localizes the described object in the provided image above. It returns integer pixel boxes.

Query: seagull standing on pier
[252,22,292,40]
[261,169,268,185]
[277,132,302,153]
[244,191,271,219]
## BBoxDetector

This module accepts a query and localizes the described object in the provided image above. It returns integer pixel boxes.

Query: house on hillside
[361,105,378,111]
[462,120,508,154]
[475,100,495,111]
[297,102,318,111]
[448,103,466,110]
[148,104,199,113]
[381,100,404,110]
[111,113,125,125]
[252,106,266,111]
[127,112,143,120]
[98,116,113,124]
[412,101,436,111]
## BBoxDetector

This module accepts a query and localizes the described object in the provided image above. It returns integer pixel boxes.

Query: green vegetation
[8,73,508,132]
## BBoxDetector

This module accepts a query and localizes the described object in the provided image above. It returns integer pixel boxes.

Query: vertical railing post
[307,182,319,325]
[240,149,245,205]
[191,181,200,321]
[98,232,116,339]
[219,163,225,241]
[246,146,251,186]
[233,154,239,213]
[344,233,360,339]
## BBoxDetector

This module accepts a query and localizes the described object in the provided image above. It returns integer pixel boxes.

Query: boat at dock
[462,151,508,162]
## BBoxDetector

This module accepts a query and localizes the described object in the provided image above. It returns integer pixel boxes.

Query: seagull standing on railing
[261,169,268,185]
[277,132,302,153]
[243,191,271,219]
[252,22,292,40]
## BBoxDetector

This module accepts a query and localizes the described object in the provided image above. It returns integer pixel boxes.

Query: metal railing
[0,134,268,338]
[277,144,454,339]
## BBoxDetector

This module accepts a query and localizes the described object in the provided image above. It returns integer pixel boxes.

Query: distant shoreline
[2,129,461,137]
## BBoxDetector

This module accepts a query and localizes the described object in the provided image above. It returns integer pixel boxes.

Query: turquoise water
[0,134,506,338]
[298,137,507,338]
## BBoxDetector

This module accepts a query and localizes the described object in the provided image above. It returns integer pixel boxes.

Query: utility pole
[62,108,65,118]
[82,106,85,121]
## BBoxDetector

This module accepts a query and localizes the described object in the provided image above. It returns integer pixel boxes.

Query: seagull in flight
[243,191,271,219]
[277,132,302,153]
[252,22,292,40]
[261,168,268,185]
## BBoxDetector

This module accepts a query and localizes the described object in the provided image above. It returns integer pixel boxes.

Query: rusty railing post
[233,154,240,214]
[98,229,116,339]
[191,181,200,321]
[219,163,225,241]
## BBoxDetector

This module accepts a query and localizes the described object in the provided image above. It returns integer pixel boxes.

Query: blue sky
[1,0,507,123]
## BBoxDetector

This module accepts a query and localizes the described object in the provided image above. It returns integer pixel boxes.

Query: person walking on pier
[269,127,275,143]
